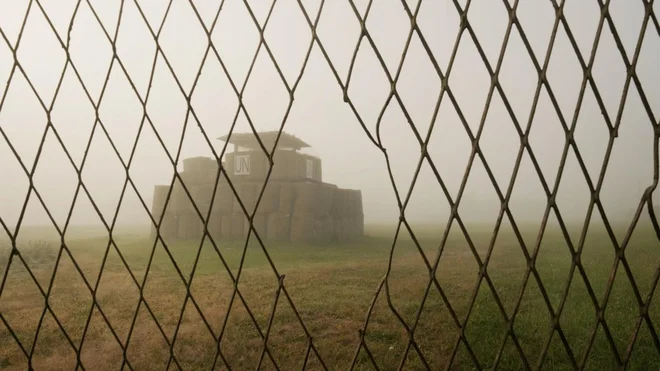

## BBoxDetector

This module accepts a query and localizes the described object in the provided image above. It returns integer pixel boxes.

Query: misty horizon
[1,0,658,239]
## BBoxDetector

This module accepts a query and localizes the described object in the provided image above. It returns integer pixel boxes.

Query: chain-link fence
[0,0,659,370]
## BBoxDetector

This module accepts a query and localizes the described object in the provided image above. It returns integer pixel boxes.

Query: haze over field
[0,0,658,235]
[1,1,660,370]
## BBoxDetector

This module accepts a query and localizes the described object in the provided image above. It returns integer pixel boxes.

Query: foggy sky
[0,0,658,241]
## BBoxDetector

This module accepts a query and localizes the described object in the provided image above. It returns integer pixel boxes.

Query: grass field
[0,221,658,370]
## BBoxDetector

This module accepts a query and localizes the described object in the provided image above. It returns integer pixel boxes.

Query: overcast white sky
[0,0,658,242]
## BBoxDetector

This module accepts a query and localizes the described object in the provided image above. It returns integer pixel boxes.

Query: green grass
[0,222,658,370]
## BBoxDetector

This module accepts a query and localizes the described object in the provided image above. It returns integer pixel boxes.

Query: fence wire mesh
[0,0,659,370]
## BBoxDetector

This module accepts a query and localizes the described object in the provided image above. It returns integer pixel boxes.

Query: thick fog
[0,0,658,239]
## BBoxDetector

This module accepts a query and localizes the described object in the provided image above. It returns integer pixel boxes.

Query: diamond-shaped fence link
[0,0,658,370]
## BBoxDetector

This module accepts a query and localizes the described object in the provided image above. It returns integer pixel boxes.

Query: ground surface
[0,222,658,370]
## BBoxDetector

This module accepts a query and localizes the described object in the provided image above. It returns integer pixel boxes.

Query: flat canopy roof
[217,131,311,151]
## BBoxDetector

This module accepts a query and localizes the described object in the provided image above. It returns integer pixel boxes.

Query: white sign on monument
[234,154,250,175]
[306,159,314,179]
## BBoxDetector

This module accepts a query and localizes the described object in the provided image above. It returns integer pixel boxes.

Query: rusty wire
[0,0,659,370]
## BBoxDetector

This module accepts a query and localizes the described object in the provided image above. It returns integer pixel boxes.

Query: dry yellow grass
[0,222,658,370]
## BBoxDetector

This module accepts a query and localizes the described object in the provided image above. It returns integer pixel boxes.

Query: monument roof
[218,131,310,151]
